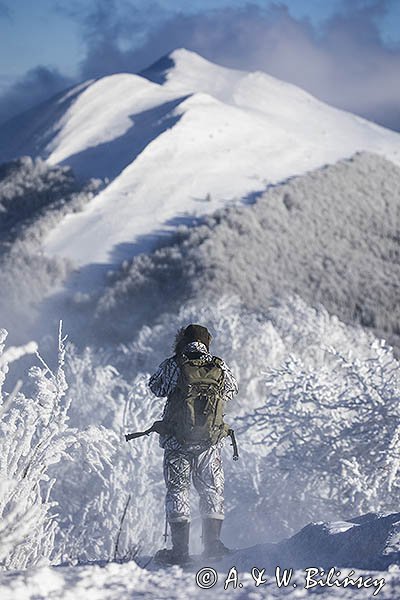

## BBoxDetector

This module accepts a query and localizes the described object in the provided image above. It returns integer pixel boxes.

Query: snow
[0,341,38,368]
[89,152,400,353]
[2,48,397,278]
[1,515,400,599]
[45,74,175,167]
[0,564,392,600]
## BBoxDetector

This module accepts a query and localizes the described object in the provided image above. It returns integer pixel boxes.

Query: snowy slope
[1,49,399,273]
[85,153,400,353]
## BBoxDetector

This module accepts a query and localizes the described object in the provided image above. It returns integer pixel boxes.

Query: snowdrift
[229,512,400,573]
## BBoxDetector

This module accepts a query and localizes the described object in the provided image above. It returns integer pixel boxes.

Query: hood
[174,323,212,354]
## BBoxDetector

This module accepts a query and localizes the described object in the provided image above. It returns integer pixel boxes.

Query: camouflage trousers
[163,440,225,523]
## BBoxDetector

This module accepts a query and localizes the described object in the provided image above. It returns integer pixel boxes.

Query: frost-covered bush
[52,347,145,564]
[235,329,400,543]
[53,434,141,565]
[0,325,116,570]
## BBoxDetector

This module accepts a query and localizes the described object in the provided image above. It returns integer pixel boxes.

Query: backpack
[163,355,230,446]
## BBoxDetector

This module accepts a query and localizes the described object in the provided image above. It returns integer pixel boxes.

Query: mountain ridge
[1,48,399,294]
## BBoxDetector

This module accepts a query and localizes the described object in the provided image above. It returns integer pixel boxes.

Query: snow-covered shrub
[0,325,115,570]
[53,430,140,565]
[51,347,144,564]
[236,328,400,542]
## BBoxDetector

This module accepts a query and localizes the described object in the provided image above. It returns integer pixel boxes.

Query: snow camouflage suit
[148,341,238,523]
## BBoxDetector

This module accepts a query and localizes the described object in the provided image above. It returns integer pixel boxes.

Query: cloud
[63,0,171,78]
[74,0,400,131]
[1,1,400,131]
[0,66,73,124]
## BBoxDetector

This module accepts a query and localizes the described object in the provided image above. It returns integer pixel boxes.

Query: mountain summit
[0,49,399,270]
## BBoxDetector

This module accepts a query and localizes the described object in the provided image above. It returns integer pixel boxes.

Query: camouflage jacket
[148,341,238,450]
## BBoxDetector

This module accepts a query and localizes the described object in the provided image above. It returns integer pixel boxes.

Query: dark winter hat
[174,323,212,354]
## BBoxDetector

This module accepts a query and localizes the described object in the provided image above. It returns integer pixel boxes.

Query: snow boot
[154,521,192,566]
[202,518,233,558]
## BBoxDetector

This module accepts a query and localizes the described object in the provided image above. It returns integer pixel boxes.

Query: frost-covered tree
[52,347,145,564]
[0,156,101,342]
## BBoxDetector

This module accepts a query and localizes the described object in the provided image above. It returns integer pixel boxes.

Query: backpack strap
[211,356,225,383]
[212,356,224,366]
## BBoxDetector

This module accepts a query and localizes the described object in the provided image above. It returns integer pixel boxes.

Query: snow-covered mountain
[1,49,399,272]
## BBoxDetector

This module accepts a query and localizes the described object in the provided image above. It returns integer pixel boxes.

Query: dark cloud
[1,1,400,131]
[68,0,170,78]
[0,2,12,19]
[0,66,73,124]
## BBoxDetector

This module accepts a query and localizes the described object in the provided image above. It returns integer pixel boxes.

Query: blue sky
[1,0,400,130]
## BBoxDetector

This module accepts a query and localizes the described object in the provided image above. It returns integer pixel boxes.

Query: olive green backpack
[163,355,231,446]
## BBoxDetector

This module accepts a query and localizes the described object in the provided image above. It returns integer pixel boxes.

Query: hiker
[148,323,238,565]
